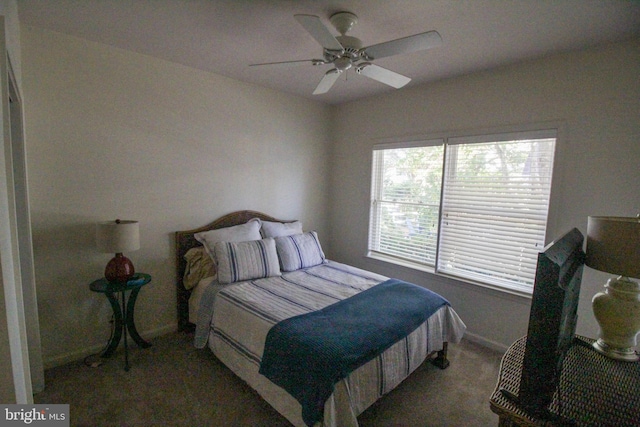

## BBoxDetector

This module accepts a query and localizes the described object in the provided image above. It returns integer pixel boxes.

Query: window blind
[368,129,557,294]
[437,136,556,292]
[369,143,443,266]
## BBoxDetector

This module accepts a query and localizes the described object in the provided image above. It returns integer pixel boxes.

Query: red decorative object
[96,219,140,283]
[105,253,136,283]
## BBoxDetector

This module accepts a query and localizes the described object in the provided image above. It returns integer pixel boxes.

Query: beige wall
[329,38,640,350]
[22,26,332,367]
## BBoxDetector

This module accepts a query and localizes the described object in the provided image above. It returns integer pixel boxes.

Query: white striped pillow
[194,218,262,261]
[214,238,281,284]
[275,231,326,272]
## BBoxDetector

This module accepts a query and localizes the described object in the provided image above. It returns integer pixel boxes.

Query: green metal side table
[89,273,152,371]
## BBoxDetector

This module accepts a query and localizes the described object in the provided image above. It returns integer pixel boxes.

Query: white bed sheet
[194,260,466,427]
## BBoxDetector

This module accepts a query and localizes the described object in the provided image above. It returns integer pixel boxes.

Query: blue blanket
[259,278,449,426]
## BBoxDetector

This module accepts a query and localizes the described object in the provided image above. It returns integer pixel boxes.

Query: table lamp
[96,219,140,283]
[585,215,640,362]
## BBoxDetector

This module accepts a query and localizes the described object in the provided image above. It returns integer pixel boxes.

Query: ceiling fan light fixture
[334,57,352,72]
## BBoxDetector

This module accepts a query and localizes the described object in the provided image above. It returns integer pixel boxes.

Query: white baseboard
[43,324,177,370]
[463,331,510,353]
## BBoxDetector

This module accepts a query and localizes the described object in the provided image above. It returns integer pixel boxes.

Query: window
[368,130,556,294]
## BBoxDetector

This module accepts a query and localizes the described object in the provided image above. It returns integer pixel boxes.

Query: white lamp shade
[96,220,140,254]
[586,216,640,279]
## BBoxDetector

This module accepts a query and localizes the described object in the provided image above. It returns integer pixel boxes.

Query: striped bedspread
[195,260,466,427]
[260,279,450,426]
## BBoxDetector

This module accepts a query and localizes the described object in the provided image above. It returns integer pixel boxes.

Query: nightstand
[490,335,640,426]
[90,273,152,371]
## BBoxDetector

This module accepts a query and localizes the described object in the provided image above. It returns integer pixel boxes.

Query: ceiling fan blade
[249,59,321,68]
[363,30,442,60]
[313,69,341,95]
[294,14,344,51]
[356,63,411,89]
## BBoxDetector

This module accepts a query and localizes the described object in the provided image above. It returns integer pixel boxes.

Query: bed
[176,210,466,427]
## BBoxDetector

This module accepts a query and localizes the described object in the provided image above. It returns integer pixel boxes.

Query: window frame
[368,138,445,268]
[367,128,558,296]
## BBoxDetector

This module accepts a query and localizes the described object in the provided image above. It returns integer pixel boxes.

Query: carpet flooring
[34,332,504,426]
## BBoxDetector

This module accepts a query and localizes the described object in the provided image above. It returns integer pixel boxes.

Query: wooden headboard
[175,210,291,331]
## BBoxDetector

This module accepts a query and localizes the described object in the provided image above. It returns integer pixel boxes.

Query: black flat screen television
[503,228,585,420]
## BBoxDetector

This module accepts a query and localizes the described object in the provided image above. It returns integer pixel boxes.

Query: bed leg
[431,342,450,369]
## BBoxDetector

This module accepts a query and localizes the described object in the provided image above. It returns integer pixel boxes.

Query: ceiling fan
[250,12,443,95]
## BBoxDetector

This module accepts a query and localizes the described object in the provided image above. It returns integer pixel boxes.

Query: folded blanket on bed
[259,278,449,426]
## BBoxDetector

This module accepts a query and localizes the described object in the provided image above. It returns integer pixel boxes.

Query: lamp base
[105,253,135,283]
[591,276,640,363]
[592,339,639,362]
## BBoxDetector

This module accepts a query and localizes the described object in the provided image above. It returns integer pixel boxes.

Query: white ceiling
[17,0,640,105]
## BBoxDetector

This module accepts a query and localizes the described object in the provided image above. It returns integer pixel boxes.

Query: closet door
[0,15,42,403]
[8,40,43,394]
